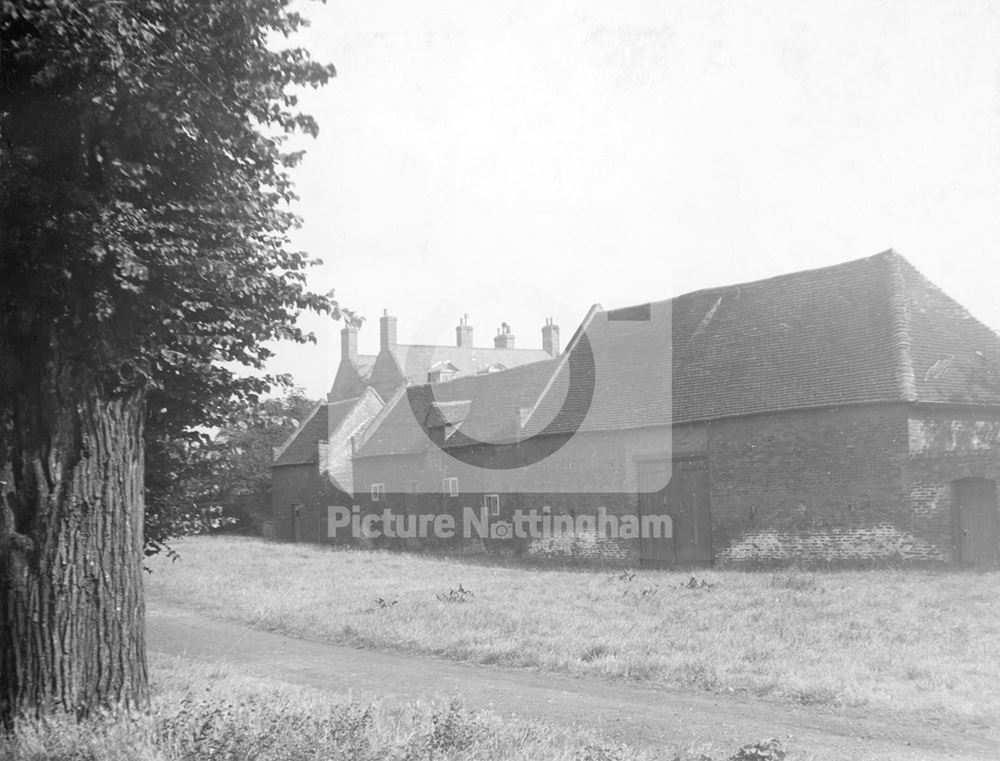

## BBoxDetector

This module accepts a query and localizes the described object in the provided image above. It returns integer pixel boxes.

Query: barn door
[670,458,712,566]
[638,460,673,566]
[638,458,712,567]
[953,478,998,566]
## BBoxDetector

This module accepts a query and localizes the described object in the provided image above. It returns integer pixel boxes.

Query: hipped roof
[355,251,1000,458]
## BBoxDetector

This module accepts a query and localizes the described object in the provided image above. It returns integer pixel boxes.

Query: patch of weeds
[625,660,659,680]
[678,576,715,590]
[436,584,474,603]
[729,737,785,761]
[418,699,481,756]
[791,684,838,706]
[608,569,637,583]
[340,623,359,639]
[157,693,374,760]
[372,597,398,610]
[623,585,659,599]
[580,643,614,662]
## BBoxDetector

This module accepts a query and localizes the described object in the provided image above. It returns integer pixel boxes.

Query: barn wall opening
[952,477,998,566]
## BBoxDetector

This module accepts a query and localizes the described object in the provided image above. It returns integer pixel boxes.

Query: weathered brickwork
[902,410,1000,562]
[707,404,920,566]
[527,528,634,562]
[332,403,1000,567]
[716,524,942,565]
[348,405,1000,565]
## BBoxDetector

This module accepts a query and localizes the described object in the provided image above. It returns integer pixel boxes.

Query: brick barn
[276,251,1000,566]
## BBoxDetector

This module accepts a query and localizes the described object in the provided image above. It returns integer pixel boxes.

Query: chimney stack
[379,309,397,352]
[542,318,560,356]
[341,324,358,364]
[494,322,515,349]
[456,314,474,348]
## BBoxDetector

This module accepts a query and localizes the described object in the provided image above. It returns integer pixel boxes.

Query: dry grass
[2,655,711,761]
[146,536,1000,725]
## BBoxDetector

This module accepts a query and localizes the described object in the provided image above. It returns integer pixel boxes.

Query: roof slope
[355,251,1000,457]
[330,339,549,404]
[273,397,361,467]
[896,255,1000,404]
[358,360,558,457]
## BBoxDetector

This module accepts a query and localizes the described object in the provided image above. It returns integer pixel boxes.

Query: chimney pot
[542,318,560,356]
[341,324,358,364]
[494,323,515,349]
[379,310,397,351]
[456,314,474,348]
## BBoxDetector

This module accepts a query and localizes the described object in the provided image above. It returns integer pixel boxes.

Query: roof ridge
[602,249,907,316]
[882,250,918,401]
[351,385,408,454]
[326,395,362,411]
[520,304,603,428]
[325,389,383,467]
[394,342,550,352]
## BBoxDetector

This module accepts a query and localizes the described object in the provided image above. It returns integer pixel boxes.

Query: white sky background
[271,0,1000,399]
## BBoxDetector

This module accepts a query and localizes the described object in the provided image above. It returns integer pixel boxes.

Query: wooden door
[292,504,303,543]
[670,458,712,566]
[953,478,998,566]
[638,460,673,566]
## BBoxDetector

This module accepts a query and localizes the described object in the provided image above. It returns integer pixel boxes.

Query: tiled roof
[354,251,1000,457]
[389,344,550,384]
[897,256,1000,404]
[273,397,360,467]
[358,360,557,456]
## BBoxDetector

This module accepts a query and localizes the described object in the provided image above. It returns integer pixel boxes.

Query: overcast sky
[270,0,1000,399]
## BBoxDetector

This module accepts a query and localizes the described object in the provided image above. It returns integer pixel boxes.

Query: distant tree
[145,388,317,551]
[0,0,346,723]
[211,388,318,504]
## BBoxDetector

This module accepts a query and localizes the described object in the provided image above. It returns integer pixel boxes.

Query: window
[484,494,500,517]
[370,483,385,502]
[442,477,459,497]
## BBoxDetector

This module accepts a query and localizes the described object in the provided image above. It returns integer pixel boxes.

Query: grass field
[146,536,1000,726]
[4,655,695,761]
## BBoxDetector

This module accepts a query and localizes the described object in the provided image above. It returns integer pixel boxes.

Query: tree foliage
[0,0,344,720]
[1,0,349,545]
[146,388,317,554]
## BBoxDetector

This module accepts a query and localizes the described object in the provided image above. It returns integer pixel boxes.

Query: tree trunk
[0,345,149,724]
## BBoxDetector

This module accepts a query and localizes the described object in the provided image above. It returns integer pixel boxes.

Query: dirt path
[147,603,997,761]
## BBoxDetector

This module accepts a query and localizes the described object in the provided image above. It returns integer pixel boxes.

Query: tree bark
[0,343,149,724]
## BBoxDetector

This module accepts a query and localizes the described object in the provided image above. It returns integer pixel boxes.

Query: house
[349,251,1000,566]
[267,312,555,541]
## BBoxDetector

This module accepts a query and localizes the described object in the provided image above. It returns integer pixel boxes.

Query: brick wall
[707,404,928,565]
[351,425,705,563]
[341,403,1000,566]
[270,463,352,543]
[902,410,1000,562]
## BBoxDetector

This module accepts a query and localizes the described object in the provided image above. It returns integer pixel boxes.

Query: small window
[409,481,421,494]
[484,494,500,517]
[371,483,385,502]
[442,477,459,497]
